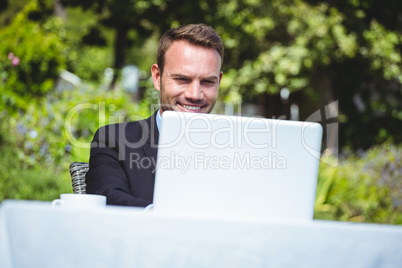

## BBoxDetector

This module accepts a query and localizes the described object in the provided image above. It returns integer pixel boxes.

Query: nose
[184,82,203,101]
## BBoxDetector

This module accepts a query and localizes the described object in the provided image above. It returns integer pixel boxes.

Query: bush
[1,83,153,166]
[0,82,155,202]
[315,142,402,224]
[0,0,67,113]
[0,144,72,201]
[66,46,112,82]
[0,0,155,202]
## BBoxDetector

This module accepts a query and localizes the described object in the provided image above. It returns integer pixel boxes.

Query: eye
[175,78,190,83]
[202,80,216,85]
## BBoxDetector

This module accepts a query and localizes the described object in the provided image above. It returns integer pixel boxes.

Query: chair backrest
[69,162,89,194]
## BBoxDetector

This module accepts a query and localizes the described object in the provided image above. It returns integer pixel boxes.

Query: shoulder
[94,112,157,142]
[97,113,154,132]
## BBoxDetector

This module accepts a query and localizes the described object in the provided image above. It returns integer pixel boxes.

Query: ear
[218,71,223,85]
[151,64,161,92]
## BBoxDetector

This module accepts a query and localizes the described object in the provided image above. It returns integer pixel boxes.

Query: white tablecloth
[1,200,401,268]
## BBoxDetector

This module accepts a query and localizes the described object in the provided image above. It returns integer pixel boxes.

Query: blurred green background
[0,0,401,224]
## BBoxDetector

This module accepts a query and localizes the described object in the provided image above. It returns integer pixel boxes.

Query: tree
[60,0,219,89]
[60,0,152,88]
[210,0,402,150]
[300,0,402,149]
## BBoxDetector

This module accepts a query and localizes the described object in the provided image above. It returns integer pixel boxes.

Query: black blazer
[85,112,159,207]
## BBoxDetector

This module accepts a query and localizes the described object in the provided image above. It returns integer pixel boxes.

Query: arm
[85,125,152,207]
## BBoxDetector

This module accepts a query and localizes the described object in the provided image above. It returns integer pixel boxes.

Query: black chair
[69,162,89,194]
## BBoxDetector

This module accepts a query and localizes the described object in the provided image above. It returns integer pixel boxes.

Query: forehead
[164,40,221,74]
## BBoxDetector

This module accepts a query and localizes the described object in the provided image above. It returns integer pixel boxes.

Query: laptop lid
[154,111,323,220]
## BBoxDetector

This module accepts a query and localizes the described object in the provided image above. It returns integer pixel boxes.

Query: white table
[1,200,402,268]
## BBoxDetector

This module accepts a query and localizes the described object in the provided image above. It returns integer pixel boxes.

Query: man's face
[151,40,222,114]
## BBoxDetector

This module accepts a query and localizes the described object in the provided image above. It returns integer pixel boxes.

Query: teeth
[182,105,201,110]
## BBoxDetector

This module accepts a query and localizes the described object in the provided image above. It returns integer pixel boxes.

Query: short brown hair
[157,24,224,74]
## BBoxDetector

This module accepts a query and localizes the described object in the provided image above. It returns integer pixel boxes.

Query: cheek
[205,87,219,100]
[161,81,183,98]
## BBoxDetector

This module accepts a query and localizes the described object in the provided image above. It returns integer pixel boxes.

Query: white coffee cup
[51,194,106,208]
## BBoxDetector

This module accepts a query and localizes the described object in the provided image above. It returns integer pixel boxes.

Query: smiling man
[152,24,223,115]
[85,24,224,207]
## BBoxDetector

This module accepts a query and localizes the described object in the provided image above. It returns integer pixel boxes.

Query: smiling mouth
[181,104,202,111]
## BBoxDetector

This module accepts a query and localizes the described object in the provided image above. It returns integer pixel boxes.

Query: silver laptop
[153,111,323,220]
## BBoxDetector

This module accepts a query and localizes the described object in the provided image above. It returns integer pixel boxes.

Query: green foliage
[315,142,402,224]
[216,0,401,99]
[0,81,154,202]
[0,0,67,112]
[1,83,153,167]
[213,0,402,150]
[62,6,113,82]
[363,20,401,81]
[66,46,112,82]
[0,144,72,202]
[0,2,154,203]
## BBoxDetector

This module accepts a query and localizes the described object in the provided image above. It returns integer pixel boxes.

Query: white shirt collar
[156,109,162,132]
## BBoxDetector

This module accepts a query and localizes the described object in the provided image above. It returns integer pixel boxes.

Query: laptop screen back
[154,111,323,220]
